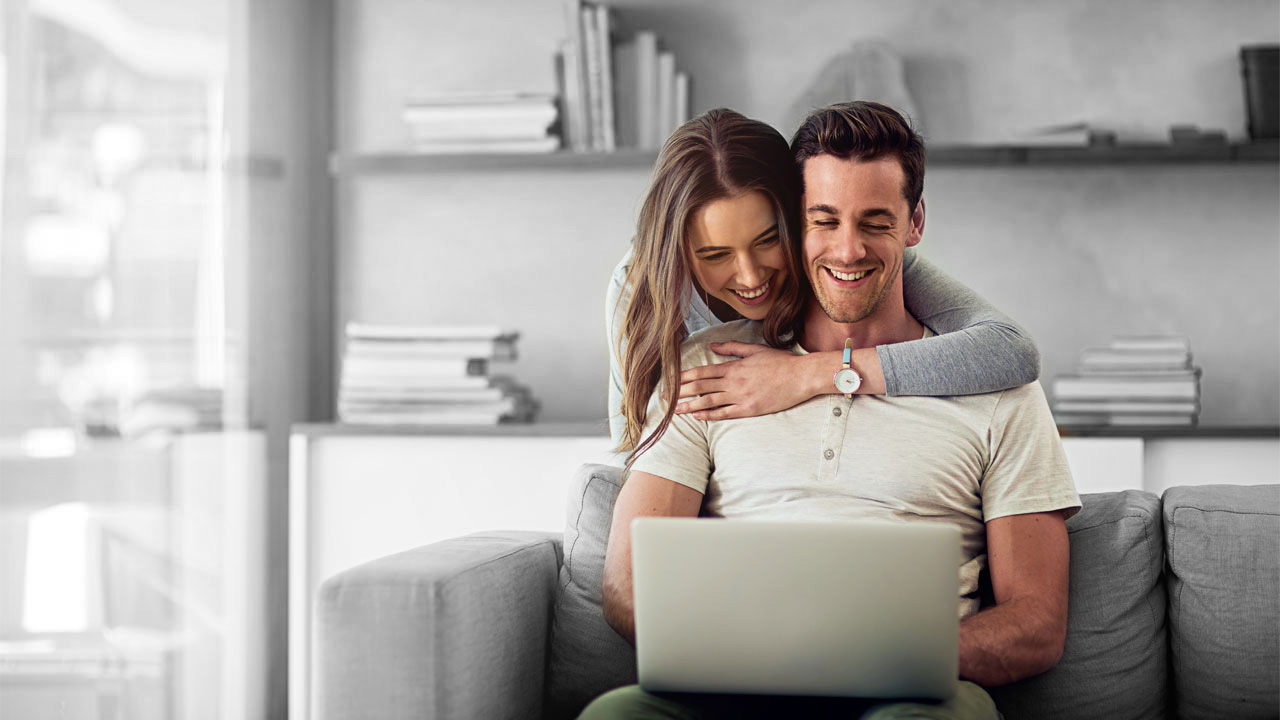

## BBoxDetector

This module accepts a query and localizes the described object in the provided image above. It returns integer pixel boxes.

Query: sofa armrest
[314,530,564,720]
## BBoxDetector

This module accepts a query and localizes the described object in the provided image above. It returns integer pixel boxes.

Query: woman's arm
[886,247,1040,395]
[605,252,633,444]
[674,249,1040,419]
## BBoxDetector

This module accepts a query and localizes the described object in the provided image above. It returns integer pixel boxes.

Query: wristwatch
[833,338,861,398]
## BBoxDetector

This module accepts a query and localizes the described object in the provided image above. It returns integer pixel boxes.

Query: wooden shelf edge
[330,149,659,174]
[332,142,1279,175]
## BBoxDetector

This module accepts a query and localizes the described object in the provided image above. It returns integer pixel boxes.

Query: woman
[607,108,1037,460]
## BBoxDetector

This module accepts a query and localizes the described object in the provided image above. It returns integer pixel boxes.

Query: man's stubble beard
[807,261,900,324]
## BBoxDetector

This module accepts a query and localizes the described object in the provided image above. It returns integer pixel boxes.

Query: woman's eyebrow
[693,224,779,253]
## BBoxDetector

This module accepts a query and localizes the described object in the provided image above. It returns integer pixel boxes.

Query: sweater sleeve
[879,248,1041,396]
[605,250,633,444]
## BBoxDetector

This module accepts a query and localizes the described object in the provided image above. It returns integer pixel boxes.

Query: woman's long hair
[615,108,805,467]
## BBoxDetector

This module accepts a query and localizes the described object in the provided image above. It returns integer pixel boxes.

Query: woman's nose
[734,254,764,288]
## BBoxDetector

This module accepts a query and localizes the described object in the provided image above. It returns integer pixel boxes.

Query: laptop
[631,517,961,701]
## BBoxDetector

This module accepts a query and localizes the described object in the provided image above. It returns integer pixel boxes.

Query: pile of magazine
[401,91,560,154]
[558,0,691,152]
[1052,336,1201,427]
[338,324,538,426]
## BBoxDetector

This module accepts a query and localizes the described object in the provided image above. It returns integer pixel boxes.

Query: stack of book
[1052,336,1201,427]
[338,324,538,426]
[558,0,691,152]
[401,91,560,154]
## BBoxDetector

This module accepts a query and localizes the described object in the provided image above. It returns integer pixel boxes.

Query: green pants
[578,681,999,720]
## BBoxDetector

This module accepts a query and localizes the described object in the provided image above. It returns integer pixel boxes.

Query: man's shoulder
[679,320,765,368]
[991,380,1051,410]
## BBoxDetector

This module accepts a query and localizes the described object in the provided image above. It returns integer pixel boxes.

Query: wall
[336,0,1280,425]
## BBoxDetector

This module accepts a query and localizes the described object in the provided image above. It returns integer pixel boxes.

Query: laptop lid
[631,517,961,700]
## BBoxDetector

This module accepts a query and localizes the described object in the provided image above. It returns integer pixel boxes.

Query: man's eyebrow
[693,224,779,253]
[860,208,897,221]
[806,204,839,215]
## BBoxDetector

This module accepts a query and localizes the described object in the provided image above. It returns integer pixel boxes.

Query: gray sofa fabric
[989,490,1168,720]
[1163,484,1280,720]
[545,464,636,720]
[315,531,562,720]
[314,466,1280,720]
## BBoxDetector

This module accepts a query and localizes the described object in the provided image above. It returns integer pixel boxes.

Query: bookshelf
[331,141,1280,175]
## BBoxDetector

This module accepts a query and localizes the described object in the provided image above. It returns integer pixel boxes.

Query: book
[1078,346,1192,370]
[340,376,492,391]
[674,71,689,129]
[345,324,513,341]
[594,4,617,152]
[340,396,518,416]
[408,137,560,155]
[403,91,558,107]
[403,106,558,142]
[1107,414,1197,427]
[1054,412,1197,428]
[340,386,506,403]
[346,338,516,361]
[559,36,587,151]
[581,4,603,151]
[563,0,592,151]
[1078,367,1201,378]
[612,38,639,148]
[656,51,675,147]
[402,100,557,120]
[1052,375,1199,401]
[1053,400,1200,415]
[634,31,658,150]
[342,356,488,380]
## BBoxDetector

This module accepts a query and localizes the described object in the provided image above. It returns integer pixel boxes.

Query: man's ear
[906,198,925,247]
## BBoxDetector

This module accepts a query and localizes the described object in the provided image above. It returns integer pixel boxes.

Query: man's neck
[799,295,926,353]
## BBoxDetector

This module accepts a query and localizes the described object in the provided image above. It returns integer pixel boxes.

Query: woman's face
[686,191,788,321]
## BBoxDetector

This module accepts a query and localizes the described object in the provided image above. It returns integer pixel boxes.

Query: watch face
[834,368,861,394]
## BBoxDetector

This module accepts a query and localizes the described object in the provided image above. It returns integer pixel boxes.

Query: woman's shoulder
[679,320,763,366]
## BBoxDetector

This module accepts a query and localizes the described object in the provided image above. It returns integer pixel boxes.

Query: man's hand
[959,510,1070,686]
[674,343,833,420]
[602,471,703,645]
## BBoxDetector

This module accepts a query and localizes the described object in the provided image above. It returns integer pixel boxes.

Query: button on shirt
[632,320,1080,619]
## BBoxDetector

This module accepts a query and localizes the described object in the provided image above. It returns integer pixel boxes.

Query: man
[581,102,1080,720]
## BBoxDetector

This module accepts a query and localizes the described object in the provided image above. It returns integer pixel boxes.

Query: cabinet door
[1060,437,1145,494]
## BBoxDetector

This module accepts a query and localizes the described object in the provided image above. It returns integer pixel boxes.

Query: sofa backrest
[989,490,1168,719]
[1162,484,1279,719]
[544,464,636,720]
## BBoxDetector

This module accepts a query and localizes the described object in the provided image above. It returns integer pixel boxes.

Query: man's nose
[829,225,868,264]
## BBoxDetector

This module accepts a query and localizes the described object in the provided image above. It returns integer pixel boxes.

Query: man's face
[801,154,923,324]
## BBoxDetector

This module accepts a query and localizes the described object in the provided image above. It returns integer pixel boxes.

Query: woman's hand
[675,342,834,420]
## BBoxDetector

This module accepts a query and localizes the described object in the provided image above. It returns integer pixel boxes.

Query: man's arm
[602,470,703,645]
[958,509,1070,686]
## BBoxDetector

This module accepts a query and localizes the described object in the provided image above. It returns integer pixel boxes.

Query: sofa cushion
[990,490,1168,720]
[1164,484,1280,720]
[545,464,635,720]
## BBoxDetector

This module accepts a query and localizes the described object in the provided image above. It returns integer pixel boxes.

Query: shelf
[330,148,658,175]
[331,141,1279,175]
[931,141,1280,165]
[292,421,610,438]
[1056,425,1279,439]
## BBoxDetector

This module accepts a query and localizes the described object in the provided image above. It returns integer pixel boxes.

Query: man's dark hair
[790,101,925,211]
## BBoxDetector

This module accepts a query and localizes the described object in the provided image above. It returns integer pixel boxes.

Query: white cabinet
[287,424,615,720]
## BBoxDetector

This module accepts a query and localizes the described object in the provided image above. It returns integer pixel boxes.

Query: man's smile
[822,266,874,288]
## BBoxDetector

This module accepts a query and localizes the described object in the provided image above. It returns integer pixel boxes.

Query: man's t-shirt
[631,320,1081,619]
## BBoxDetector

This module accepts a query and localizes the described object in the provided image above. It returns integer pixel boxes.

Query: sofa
[314,464,1279,720]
